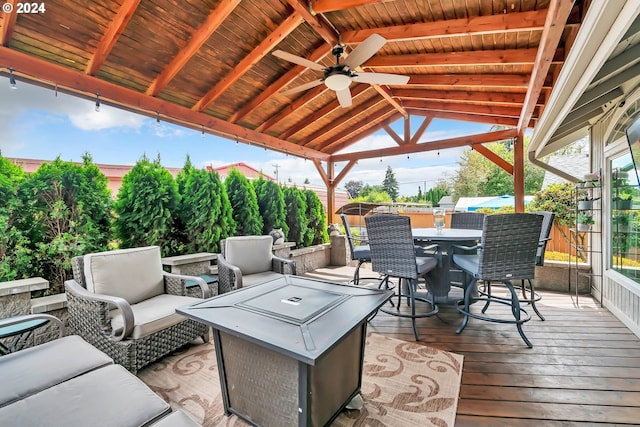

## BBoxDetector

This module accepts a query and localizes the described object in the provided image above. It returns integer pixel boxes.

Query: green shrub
[225,169,263,236]
[283,187,308,247]
[304,189,329,246]
[253,176,288,237]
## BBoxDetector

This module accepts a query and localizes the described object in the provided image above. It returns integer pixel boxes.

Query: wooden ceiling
[0,0,585,165]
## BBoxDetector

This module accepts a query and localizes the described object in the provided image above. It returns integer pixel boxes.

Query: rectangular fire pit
[177,275,391,427]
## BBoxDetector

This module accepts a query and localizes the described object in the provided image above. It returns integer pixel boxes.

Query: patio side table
[0,317,50,355]
[177,275,392,427]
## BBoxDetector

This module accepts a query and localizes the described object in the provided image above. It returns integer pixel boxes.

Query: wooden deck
[304,266,640,426]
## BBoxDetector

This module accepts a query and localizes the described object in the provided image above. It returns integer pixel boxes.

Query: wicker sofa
[65,246,211,374]
[0,315,199,427]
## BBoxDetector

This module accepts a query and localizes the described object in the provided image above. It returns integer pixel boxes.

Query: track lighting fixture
[8,68,16,89]
[95,94,100,112]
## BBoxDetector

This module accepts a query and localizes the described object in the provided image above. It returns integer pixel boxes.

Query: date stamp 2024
[2,2,46,14]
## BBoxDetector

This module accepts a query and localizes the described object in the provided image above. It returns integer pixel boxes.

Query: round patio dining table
[412,227,483,305]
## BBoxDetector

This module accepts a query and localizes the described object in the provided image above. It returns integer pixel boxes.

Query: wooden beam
[0,0,18,46]
[518,0,574,134]
[0,47,329,162]
[326,112,403,154]
[256,85,328,133]
[408,73,537,88]
[404,115,411,144]
[365,49,543,68]
[473,144,514,175]
[192,12,303,112]
[313,159,329,187]
[408,109,524,127]
[383,124,404,146]
[310,0,393,13]
[342,10,548,44]
[286,0,338,46]
[330,129,518,163]
[145,0,241,96]
[333,160,358,188]
[368,83,407,116]
[279,85,370,140]
[410,116,432,144]
[514,133,525,212]
[393,89,529,105]
[318,107,398,152]
[302,96,387,146]
[402,99,533,119]
[86,0,140,76]
[230,44,331,123]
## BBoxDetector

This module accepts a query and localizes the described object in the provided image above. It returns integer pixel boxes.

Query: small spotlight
[95,94,100,112]
[156,112,160,127]
[8,68,17,89]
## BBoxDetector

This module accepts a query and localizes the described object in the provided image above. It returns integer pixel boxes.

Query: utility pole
[272,163,280,183]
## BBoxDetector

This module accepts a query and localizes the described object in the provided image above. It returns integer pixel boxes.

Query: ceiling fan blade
[336,88,353,108]
[343,34,387,68]
[353,72,410,85]
[280,79,324,96]
[273,50,325,71]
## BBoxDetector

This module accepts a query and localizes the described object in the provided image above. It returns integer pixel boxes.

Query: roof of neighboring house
[210,162,274,181]
[438,196,455,206]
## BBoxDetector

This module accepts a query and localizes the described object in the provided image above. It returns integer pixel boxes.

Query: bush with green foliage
[114,156,179,256]
[16,155,112,290]
[253,176,288,237]
[178,167,235,253]
[283,187,308,247]
[224,168,263,235]
[304,189,329,246]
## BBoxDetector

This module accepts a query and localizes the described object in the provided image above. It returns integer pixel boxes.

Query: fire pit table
[177,275,392,427]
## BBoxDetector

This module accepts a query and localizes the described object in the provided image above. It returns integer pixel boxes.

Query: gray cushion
[111,294,202,340]
[452,254,480,277]
[416,256,438,275]
[0,364,171,427]
[0,335,113,408]
[151,410,201,427]
[84,246,165,305]
[241,271,284,287]
[352,244,371,261]
[225,236,273,275]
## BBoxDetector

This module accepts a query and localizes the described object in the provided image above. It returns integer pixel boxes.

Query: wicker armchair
[217,236,296,294]
[451,212,485,230]
[340,214,371,285]
[65,246,211,374]
[451,213,543,348]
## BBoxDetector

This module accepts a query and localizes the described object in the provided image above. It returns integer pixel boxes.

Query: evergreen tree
[283,187,308,247]
[224,168,263,235]
[253,176,288,237]
[179,168,235,253]
[344,180,363,199]
[382,166,399,201]
[304,189,329,246]
[175,155,195,195]
[114,156,179,255]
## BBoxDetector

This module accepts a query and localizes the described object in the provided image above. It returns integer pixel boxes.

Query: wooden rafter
[310,0,394,13]
[518,0,574,133]
[192,11,303,112]
[409,109,522,128]
[0,0,18,46]
[256,85,327,133]
[313,159,329,187]
[86,0,140,76]
[318,107,397,152]
[333,160,358,188]
[408,73,545,88]
[384,124,404,146]
[393,89,531,105]
[230,44,331,123]
[342,10,548,44]
[401,100,534,119]
[404,116,410,144]
[279,85,370,140]
[146,0,241,96]
[285,0,338,45]
[0,47,329,162]
[327,112,403,154]
[330,129,518,162]
[473,144,514,174]
[410,116,432,144]
[302,96,387,146]
[367,83,407,116]
[365,48,555,68]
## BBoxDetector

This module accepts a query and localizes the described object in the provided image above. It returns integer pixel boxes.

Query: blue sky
[0,77,493,196]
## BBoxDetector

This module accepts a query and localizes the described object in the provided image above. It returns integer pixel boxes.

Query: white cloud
[68,105,144,131]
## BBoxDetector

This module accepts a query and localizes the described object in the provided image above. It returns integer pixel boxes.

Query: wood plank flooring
[305,266,640,426]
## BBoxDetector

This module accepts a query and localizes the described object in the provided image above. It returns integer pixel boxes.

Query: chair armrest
[163,272,211,299]
[217,254,243,292]
[420,243,442,268]
[64,279,134,341]
[450,243,482,253]
[0,313,65,339]
[272,256,296,275]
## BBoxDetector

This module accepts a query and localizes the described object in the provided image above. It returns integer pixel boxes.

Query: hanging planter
[578,200,593,210]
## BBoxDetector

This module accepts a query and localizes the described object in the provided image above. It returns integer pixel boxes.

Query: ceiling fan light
[325,74,352,91]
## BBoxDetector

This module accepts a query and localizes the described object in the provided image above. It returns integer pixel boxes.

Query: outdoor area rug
[138,333,463,427]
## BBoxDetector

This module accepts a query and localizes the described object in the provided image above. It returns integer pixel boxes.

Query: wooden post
[327,161,335,224]
[514,133,525,212]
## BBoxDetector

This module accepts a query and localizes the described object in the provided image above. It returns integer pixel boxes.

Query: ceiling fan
[273,34,409,108]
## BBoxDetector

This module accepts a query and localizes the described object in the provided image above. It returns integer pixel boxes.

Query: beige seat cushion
[84,246,165,305]
[0,335,113,408]
[0,364,170,427]
[225,236,273,275]
[111,294,202,340]
[151,410,201,427]
[242,271,284,288]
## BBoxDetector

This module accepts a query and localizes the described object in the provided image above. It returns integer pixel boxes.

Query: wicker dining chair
[340,214,372,285]
[451,213,543,348]
[451,212,485,230]
[365,213,440,341]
